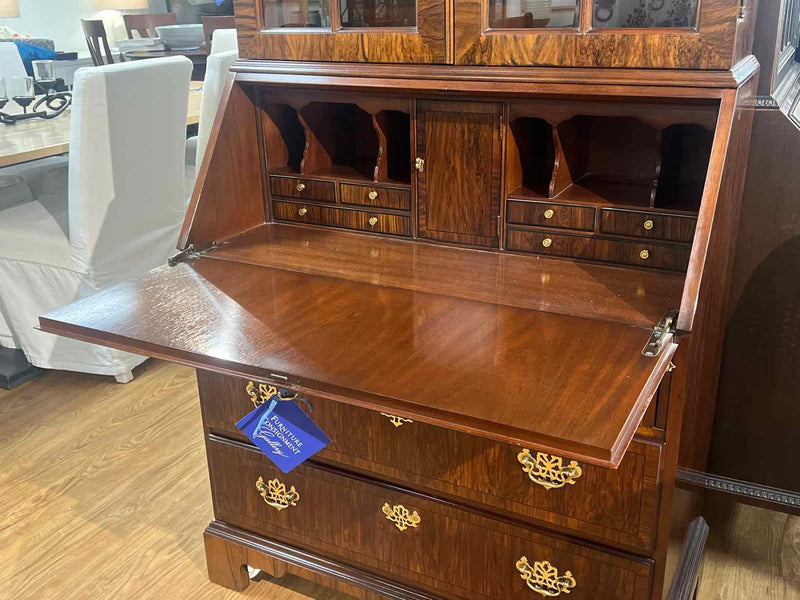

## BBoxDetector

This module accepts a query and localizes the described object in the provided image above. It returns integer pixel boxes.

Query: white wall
[8,0,169,53]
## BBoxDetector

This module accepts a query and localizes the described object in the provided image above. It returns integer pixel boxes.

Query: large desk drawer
[208,436,653,600]
[198,371,662,552]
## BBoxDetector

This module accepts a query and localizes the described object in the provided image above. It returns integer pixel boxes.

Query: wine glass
[9,76,35,113]
[32,60,57,96]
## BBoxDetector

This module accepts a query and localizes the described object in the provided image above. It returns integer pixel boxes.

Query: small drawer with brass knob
[340,182,410,211]
[599,208,697,243]
[269,175,335,203]
[272,201,411,237]
[507,200,595,232]
[506,229,690,271]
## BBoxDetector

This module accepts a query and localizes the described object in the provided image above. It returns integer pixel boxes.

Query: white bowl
[155,24,205,51]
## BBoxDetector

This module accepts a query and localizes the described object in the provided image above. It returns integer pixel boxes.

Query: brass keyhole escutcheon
[639,249,650,260]
[415,157,425,172]
[543,209,554,219]
[368,217,379,226]
[295,182,305,192]
[298,207,308,216]
[643,219,654,230]
[368,190,378,200]
[542,238,553,248]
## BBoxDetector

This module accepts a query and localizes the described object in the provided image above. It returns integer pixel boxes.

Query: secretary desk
[41,0,759,598]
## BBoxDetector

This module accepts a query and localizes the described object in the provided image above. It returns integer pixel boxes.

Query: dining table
[0,82,203,168]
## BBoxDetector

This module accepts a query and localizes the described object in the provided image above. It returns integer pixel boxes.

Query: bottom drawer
[506,228,690,271]
[273,200,411,237]
[208,436,653,600]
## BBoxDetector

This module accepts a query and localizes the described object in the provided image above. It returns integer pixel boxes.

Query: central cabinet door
[234,0,448,63]
[416,100,503,248]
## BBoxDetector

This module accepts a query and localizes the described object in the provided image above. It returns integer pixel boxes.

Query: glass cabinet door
[455,0,743,69]
[236,0,447,62]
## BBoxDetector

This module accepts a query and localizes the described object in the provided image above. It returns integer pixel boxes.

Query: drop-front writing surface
[39,248,676,467]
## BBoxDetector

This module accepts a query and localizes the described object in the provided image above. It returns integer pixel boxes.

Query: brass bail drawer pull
[368,190,378,200]
[381,412,413,427]
[246,380,299,407]
[295,182,306,192]
[517,449,582,490]
[516,557,576,597]
[256,476,299,511]
[382,502,420,531]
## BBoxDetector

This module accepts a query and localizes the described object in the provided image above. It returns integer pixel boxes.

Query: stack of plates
[154,24,205,51]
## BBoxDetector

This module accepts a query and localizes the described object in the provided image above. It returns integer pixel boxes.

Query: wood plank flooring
[1,359,798,600]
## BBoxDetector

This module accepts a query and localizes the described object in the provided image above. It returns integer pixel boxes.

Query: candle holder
[0,67,72,125]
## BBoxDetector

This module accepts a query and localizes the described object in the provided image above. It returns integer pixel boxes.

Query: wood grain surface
[208,437,654,600]
[2,362,798,600]
[416,100,503,247]
[176,222,685,328]
[198,370,663,553]
[38,255,677,468]
[454,0,741,69]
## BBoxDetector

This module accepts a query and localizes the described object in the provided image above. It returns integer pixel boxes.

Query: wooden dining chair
[123,13,178,39]
[202,16,236,47]
[82,19,115,66]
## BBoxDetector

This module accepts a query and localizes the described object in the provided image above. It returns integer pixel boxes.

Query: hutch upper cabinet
[235,0,752,67]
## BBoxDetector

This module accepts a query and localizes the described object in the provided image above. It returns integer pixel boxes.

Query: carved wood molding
[677,468,800,514]
[205,520,446,600]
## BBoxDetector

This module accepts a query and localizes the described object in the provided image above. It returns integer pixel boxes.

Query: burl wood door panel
[198,371,662,552]
[207,436,654,600]
[233,0,448,63]
[416,100,502,247]
[454,0,745,69]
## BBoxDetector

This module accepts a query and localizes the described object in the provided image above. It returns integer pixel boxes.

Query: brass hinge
[738,0,746,19]
[168,241,220,266]
[642,309,679,358]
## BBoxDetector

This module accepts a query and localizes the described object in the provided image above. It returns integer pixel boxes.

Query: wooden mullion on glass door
[329,0,341,31]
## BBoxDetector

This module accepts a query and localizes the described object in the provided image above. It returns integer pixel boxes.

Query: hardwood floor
[0,359,798,600]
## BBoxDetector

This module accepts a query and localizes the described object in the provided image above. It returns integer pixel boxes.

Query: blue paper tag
[236,390,330,473]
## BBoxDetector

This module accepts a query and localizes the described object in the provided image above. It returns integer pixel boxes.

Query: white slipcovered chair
[0,56,193,382]
[210,28,238,54]
[0,41,26,79]
[185,48,238,193]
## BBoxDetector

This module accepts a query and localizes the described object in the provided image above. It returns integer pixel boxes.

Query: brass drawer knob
[381,412,413,427]
[517,449,582,490]
[295,182,305,192]
[643,219,654,230]
[298,207,308,216]
[256,476,299,511]
[639,249,650,260]
[543,208,554,219]
[541,238,553,248]
[368,190,378,200]
[382,502,420,531]
[516,557,576,597]
[368,216,379,226]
